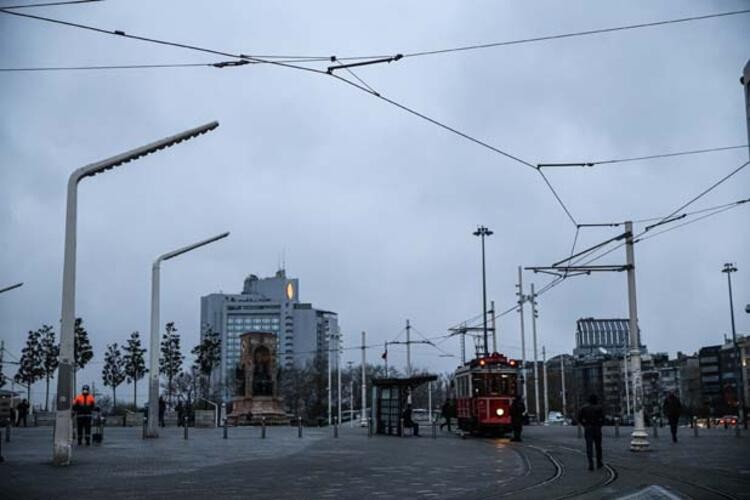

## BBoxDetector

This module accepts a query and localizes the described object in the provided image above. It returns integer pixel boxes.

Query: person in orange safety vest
[73,385,96,446]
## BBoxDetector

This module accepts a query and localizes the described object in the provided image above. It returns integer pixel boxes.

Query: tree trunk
[113,385,117,414]
[45,374,50,411]
[133,378,137,409]
[27,382,31,403]
[168,373,173,408]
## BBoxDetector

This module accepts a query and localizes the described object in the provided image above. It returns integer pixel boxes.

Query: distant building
[698,345,723,416]
[201,270,339,398]
[573,318,644,358]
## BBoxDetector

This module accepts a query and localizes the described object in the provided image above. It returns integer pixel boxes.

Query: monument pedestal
[229,396,287,425]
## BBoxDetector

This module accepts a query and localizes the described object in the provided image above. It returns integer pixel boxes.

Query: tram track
[609,461,738,500]
[494,443,617,499]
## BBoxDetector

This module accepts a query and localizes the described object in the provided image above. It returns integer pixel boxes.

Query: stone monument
[228,331,287,425]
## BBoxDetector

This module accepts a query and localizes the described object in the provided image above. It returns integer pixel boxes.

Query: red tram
[454,352,519,435]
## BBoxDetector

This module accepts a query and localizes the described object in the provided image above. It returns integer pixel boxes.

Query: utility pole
[742,59,750,158]
[337,328,342,429]
[517,266,528,408]
[542,346,548,423]
[384,342,389,377]
[360,331,368,426]
[460,325,466,364]
[405,319,411,376]
[490,300,497,353]
[626,221,649,451]
[473,225,493,356]
[723,263,745,433]
[560,354,567,416]
[623,335,631,419]
[531,283,540,422]
[327,330,332,426]
[348,361,354,428]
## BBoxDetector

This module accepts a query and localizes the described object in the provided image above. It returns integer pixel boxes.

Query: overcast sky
[1,0,748,405]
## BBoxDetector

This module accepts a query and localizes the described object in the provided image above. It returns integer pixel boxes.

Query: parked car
[546,411,569,425]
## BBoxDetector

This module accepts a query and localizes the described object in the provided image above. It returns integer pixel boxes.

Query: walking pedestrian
[73,385,96,445]
[578,394,604,470]
[663,391,682,443]
[440,399,453,431]
[158,396,166,428]
[510,395,525,442]
[16,399,29,427]
[402,403,420,436]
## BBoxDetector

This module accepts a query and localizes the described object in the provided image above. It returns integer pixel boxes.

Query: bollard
[577,423,582,439]
[34,413,38,427]
[183,416,188,440]
[614,418,620,438]
[431,420,437,439]
[367,417,373,438]
[5,421,10,443]
[222,418,228,440]
[298,417,303,439]
[400,418,405,438]
[652,419,658,438]
[333,417,338,438]
[693,417,699,437]
[142,415,148,440]
[261,417,266,439]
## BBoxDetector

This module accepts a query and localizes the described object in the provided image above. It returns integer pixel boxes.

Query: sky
[1,0,748,406]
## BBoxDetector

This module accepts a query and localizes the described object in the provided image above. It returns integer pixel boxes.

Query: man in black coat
[578,394,605,470]
[510,395,525,442]
[663,392,682,443]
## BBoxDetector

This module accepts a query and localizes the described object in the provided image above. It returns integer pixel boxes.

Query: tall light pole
[146,231,229,438]
[473,225,493,356]
[625,221,649,451]
[0,283,23,295]
[360,331,368,426]
[722,262,745,434]
[53,121,219,466]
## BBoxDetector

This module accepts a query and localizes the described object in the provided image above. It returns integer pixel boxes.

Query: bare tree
[39,325,59,411]
[102,343,126,413]
[159,322,184,406]
[122,332,147,408]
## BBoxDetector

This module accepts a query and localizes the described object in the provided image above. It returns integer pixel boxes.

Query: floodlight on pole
[473,225,493,356]
[0,282,23,295]
[146,231,230,438]
[53,121,219,466]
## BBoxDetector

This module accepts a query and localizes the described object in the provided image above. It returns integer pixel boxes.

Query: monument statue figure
[227,331,286,425]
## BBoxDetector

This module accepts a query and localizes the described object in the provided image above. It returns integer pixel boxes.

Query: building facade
[200,270,339,398]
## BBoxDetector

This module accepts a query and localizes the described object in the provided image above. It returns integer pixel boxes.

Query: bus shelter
[371,375,437,436]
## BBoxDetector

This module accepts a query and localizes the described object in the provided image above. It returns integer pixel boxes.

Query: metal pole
[333,416,338,438]
[222,417,227,439]
[261,417,266,439]
[298,416,303,438]
[148,232,229,439]
[543,346,548,423]
[623,351,631,419]
[460,328,466,365]
[406,319,411,376]
[480,231,489,356]
[531,284,540,422]
[561,355,567,417]
[327,332,332,426]
[517,266,528,408]
[742,60,750,160]
[428,381,433,423]
[52,120,219,466]
[337,330,342,430]
[146,261,160,438]
[360,331,368,426]
[491,300,497,353]
[626,221,649,451]
[349,375,354,428]
[723,263,745,435]
[183,415,188,440]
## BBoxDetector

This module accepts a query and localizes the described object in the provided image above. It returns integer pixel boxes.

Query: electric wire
[400,9,750,58]
[1,0,101,9]
[539,144,749,168]
[537,168,578,226]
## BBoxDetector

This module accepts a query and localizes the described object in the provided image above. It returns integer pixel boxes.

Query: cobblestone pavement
[1,423,748,499]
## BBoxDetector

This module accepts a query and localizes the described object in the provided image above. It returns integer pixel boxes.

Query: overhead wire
[1,0,101,9]
[400,8,750,58]
[538,144,748,168]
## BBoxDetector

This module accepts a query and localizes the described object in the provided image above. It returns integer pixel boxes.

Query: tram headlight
[496,408,505,417]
